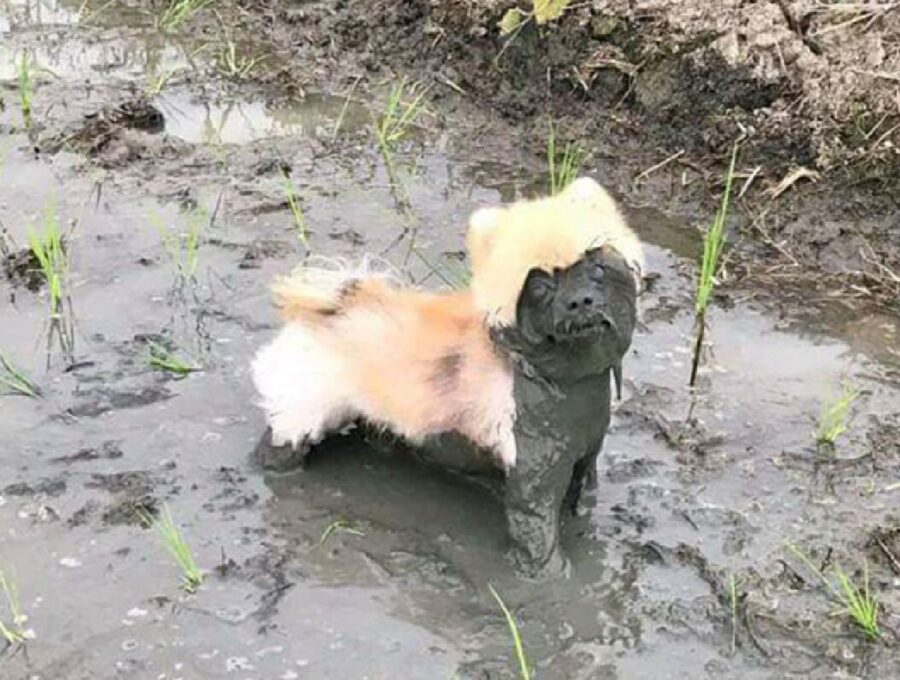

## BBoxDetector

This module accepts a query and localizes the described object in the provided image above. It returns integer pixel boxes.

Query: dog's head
[467,178,642,384]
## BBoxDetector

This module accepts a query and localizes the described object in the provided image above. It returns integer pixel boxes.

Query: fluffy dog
[252,177,643,573]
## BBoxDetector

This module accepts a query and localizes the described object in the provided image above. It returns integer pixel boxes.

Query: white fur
[251,323,359,448]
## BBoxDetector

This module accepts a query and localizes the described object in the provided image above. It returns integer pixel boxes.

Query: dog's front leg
[503,428,574,577]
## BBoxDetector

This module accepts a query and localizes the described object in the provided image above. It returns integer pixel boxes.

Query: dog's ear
[466,206,504,278]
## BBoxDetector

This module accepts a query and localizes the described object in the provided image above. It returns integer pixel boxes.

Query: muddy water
[2,6,899,680]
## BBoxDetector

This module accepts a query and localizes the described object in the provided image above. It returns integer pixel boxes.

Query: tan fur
[468,177,643,326]
[252,178,642,468]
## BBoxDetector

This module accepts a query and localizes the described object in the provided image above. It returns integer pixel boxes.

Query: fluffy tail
[272,255,401,321]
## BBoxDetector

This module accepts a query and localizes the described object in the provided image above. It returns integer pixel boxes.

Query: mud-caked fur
[251,177,643,575]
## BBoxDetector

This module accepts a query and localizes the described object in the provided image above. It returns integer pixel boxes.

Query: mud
[1,2,899,679]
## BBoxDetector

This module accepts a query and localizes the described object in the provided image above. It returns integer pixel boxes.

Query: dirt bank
[224,0,900,308]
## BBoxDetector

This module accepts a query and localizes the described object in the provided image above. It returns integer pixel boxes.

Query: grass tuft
[157,0,212,32]
[816,384,862,448]
[488,585,531,680]
[140,505,203,592]
[689,143,738,387]
[374,77,428,152]
[0,351,41,398]
[151,208,206,280]
[0,565,30,645]
[786,543,880,641]
[18,53,32,129]
[547,123,586,195]
[28,202,75,361]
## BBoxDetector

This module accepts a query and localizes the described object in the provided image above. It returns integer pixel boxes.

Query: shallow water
[1,5,899,680]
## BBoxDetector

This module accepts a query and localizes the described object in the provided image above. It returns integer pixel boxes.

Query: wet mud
[1,2,899,679]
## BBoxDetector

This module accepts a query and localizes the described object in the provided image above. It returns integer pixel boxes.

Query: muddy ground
[1,1,899,679]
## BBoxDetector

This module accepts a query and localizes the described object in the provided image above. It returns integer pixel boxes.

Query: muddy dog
[251,177,642,574]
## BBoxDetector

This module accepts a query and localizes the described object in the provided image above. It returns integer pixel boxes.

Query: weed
[0,352,40,398]
[547,123,586,195]
[318,519,365,546]
[689,143,739,387]
[488,585,531,680]
[0,565,30,645]
[157,0,212,32]
[147,341,198,377]
[786,544,880,641]
[18,53,32,128]
[374,78,428,151]
[140,505,203,591]
[151,207,206,280]
[280,169,308,246]
[27,202,75,361]
[816,384,862,448]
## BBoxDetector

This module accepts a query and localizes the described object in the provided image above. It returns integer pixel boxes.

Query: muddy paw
[252,429,310,472]
[508,545,571,580]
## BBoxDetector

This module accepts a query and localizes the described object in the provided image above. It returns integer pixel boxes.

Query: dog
[252,177,643,574]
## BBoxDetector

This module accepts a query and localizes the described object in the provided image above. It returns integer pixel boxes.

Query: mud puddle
[2,5,899,680]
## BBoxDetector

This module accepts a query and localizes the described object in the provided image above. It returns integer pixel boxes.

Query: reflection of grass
[140,505,203,592]
[147,342,198,377]
[816,384,862,448]
[689,143,738,387]
[0,351,40,398]
[728,573,739,654]
[547,123,586,195]
[280,169,308,246]
[0,565,30,645]
[28,202,75,361]
[488,585,531,680]
[218,38,265,79]
[786,544,880,641]
[318,519,365,546]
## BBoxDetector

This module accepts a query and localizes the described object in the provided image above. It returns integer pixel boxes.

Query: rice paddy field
[1,1,899,678]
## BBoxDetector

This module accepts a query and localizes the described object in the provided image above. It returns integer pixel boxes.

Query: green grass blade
[488,585,531,680]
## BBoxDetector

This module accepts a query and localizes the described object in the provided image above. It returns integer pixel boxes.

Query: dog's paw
[508,545,571,580]
[252,428,311,472]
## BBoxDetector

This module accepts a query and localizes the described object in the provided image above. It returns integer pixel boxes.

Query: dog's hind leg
[251,323,356,470]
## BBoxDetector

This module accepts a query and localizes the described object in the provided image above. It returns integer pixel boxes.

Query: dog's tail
[272,255,401,321]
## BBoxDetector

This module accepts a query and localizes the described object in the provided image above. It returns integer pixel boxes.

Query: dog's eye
[530,278,555,300]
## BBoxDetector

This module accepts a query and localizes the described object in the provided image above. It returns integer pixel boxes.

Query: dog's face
[467,177,642,383]
[494,246,638,382]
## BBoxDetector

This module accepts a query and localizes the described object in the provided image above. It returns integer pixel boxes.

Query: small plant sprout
[786,544,880,641]
[689,143,739,387]
[140,505,203,591]
[150,207,206,280]
[157,0,212,32]
[147,342,199,377]
[0,351,40,398]
[488,585,531,680]
[28,202,75,362]
[0,565,31,645]
[318,519,365,546]
[547,123,587,195]
[816,384,862,448]
[280,169,309,246]
[18,53,33,128]
[374,77,428,152]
